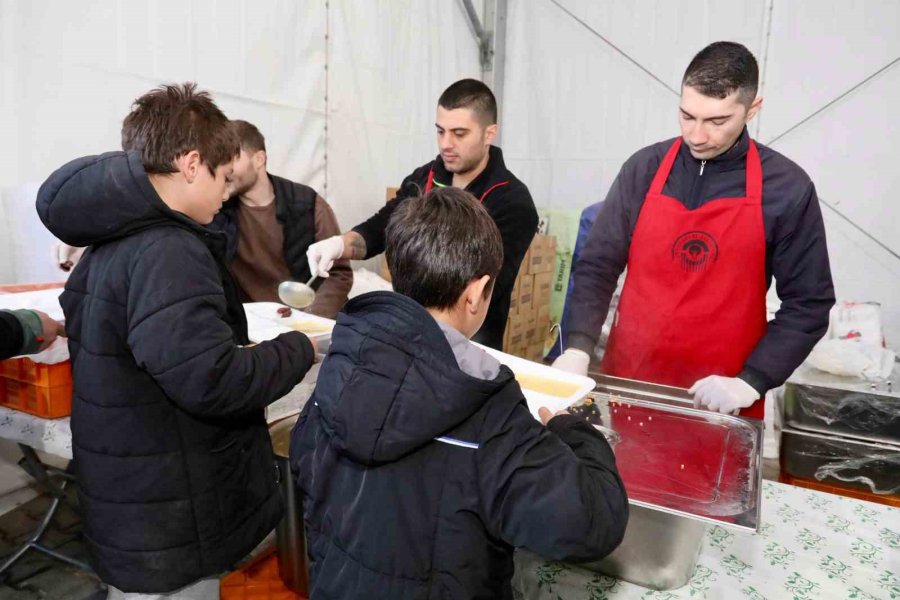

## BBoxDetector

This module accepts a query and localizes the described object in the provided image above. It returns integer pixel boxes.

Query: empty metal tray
[576,374,764,590]
[587,374,763,531]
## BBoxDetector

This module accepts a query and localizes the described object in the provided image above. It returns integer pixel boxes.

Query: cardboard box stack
[503,234,556,361]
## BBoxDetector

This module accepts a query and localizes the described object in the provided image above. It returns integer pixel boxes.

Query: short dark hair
[438,79,498,126]
[121,82,239,175]
[231,119,267,153]
[682,42,759,106]
[386,187,503,310]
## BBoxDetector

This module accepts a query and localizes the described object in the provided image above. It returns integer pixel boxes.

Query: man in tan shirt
[214,120,352,318]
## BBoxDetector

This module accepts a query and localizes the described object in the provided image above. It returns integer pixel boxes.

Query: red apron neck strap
[745,139,763,201]
[648,138,683,196]
[424,166,435,194]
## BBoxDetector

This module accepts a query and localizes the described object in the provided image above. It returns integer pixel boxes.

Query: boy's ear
[465,275,492,314]
[178,150,203,184]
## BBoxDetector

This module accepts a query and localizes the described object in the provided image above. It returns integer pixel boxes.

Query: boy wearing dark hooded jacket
[290,187,628,600]
[36,83,316,598]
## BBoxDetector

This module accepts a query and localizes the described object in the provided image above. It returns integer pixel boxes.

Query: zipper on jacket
[699,160,707,176]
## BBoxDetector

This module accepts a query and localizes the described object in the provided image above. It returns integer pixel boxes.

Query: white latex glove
[551,348,591,376]
[54,243,85,272]
[689,375,759,415]
[306,235,345,278]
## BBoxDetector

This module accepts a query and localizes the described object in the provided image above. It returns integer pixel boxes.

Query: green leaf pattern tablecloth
[512,481,899,600]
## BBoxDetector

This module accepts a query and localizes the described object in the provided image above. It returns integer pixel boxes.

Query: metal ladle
[277,276,319,310]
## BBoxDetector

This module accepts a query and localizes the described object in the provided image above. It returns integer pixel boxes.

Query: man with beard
[214,120,352,318]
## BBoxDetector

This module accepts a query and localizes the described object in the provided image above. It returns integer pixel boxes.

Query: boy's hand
[539,407,570,426]
[33,310,63,351]
[54,243,85,272]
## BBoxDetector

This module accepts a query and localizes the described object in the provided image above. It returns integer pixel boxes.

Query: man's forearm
[341,231,368,260]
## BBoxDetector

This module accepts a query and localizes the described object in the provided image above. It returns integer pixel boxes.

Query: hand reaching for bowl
[538,407,570,426]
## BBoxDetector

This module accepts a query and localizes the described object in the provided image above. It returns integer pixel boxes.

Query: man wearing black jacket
[553,42,835,418]
[306,79,538,349]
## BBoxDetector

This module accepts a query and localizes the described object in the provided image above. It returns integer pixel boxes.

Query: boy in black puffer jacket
[290,187,628,600]
[36,83,316,598]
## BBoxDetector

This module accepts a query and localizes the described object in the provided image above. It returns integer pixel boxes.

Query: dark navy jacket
[290,292,628,599]
[568,129,835,392]
[36,151,315,592]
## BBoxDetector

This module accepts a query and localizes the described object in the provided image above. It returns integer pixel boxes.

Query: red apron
[601,137,767,419]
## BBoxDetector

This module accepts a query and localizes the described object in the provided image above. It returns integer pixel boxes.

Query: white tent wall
[0,0,328,283]
[501,0,900,346]
[0,0,481,282]
[761,1,900,346]
[325,0,482,234]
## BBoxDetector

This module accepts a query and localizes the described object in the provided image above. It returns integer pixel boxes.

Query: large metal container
[579,375,764,590]
[583,503,707,590]
[270,415,309,595]
[783,363,900,445]
[781,426,900,496]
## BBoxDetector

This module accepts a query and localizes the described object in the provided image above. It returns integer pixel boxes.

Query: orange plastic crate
[0,358,71,387]
[220,550,306,600]
[0,377,72,418]
[779,471,900,508]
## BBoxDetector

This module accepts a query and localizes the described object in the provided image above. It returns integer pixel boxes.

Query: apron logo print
[671,231,719,273]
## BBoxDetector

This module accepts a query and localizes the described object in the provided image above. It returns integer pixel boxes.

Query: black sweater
[568,129,835,393]
[0,311,27,360]
[352,146,538,350]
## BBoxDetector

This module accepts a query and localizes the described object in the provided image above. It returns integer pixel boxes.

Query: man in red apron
[554,42,834,418]
[305,79,538,350]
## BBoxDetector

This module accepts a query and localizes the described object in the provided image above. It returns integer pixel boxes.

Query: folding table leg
[0,445,91,576]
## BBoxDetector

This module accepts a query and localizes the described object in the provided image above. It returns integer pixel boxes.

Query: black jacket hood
[36,151,210,246]
[312,291,515,465]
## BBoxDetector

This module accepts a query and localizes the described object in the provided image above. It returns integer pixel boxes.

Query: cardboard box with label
[526,234,556,275]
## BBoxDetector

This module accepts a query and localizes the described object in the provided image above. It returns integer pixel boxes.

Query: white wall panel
[0,0,327,283]
[324,0,482,232]
[757,0,900,142]
[0,0,480,281]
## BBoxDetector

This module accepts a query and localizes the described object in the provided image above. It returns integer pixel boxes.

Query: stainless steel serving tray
[784,363,900,445]
[587,373,764,532]
[577,374,764,590]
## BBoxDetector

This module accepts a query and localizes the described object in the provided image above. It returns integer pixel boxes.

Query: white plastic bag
[806,338,894,381]
[827,301,885,347]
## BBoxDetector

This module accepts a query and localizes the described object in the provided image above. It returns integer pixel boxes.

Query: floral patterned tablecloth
[513,481,899,600]
[0,406,72,459]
